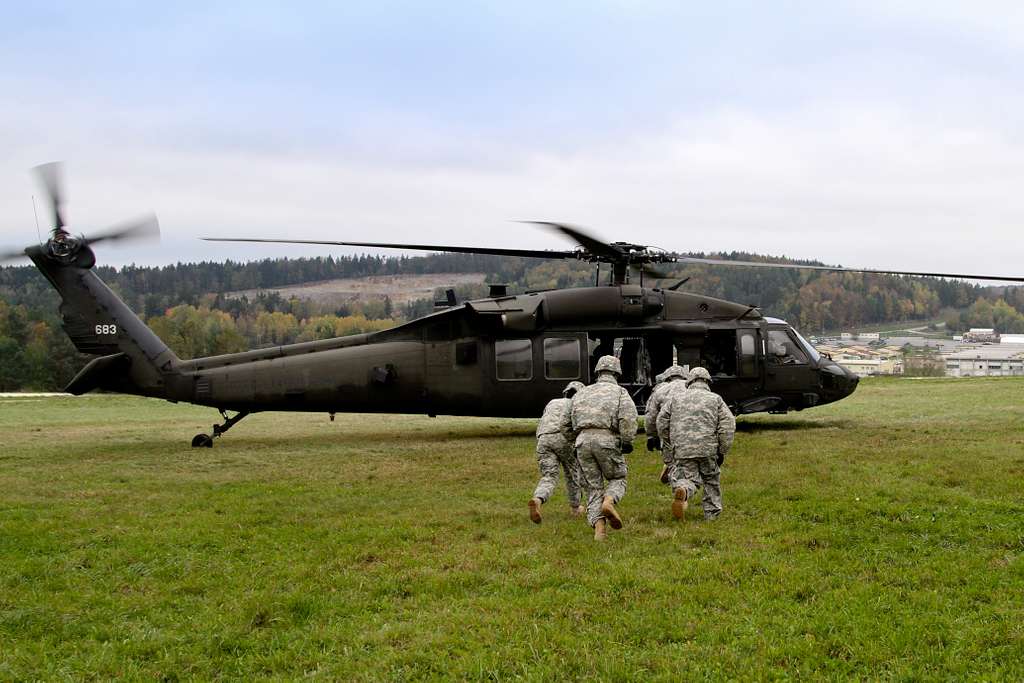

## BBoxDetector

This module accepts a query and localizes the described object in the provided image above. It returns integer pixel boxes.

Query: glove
[646,436,661,452]
[621,440,634,454]
[716,452,725,467]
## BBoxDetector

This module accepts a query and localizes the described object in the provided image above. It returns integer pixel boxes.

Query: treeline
[0,252,538,320]
[0,294,399,391]
[1,250,1021,391]
[944,293,1024,334]
[147,305,396,359]
[0,300,83,391]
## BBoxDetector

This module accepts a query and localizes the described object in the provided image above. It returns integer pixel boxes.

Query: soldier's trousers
[661,443,675,481]
[576,430,627,527]
[532,434,583,507]
[671,456,721,520]
[663,443,703,487]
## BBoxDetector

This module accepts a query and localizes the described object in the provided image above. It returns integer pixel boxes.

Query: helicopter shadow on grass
[735,418,850,433]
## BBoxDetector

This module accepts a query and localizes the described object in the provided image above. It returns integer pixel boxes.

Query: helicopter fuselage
[161,284,860,417]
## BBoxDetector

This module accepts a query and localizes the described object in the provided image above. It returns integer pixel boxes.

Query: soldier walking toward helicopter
[529,381,586,523]
[568,355,638,540]
[644,364,688,485]
[657,367,735,520]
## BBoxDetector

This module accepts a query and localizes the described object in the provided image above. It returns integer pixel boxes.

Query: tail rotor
[1,162,160,265]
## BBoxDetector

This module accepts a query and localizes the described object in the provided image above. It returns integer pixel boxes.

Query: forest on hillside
[2,251,1023,391]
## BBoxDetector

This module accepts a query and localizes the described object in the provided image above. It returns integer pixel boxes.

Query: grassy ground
[1,378,1023,680]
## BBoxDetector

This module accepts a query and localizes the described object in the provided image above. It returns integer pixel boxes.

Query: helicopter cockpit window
[496,339,533,380]
[767,329,808,365]
[544,338,580,379]
[791,328,821,362]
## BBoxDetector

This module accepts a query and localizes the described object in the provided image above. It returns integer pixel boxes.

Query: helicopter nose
[819,361,859,402]
[842,365,860,396]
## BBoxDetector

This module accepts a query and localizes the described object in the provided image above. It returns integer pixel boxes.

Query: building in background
[944,346,1024,377]
[840,331,881,342]
[815,343,904,377]
[815,328,1024,378]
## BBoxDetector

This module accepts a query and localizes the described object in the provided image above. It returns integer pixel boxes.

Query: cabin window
[544,338,580,379]
[767,329,808,365]
[738,330,758,377]
[495,339,533,380]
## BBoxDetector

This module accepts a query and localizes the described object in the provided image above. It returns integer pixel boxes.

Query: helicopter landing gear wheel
[191,433,214,448]
[190,410,251,448]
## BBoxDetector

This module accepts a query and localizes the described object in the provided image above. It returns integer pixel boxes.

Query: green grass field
[2,378,1023,680]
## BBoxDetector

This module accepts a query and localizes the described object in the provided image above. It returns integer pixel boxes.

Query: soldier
[656,366,735,520]
[644,365,688,485]
[529,381,586,523]
[569,355,638,541]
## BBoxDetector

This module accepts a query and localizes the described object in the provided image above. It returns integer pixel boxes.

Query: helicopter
[5,163,1024,447]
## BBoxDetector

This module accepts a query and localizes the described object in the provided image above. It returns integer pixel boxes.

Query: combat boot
[528,497,543,524]
[600,495,622,529]
[660,465,671,484]
[672,488,688,519]
[571,505,584,517]
[593,518,607,541]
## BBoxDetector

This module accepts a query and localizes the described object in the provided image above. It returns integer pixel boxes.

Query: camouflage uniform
[656,368,735,519]
[570,357,638,528]
[532,384,585,508]
[644,365,688,481]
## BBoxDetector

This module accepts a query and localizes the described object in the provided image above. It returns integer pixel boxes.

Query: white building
[944,346,1024,377]
[840,331,880,341]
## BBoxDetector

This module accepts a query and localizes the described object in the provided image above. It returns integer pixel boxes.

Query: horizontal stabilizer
[65,352,130,395]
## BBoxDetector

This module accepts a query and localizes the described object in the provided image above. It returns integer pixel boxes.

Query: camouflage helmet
[662,365,687,382]
[563,380,586,397]
[654,370,668,385]
[594,355,622,376]
[687,366,712,385]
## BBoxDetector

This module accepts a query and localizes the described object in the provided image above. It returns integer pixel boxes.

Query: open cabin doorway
[587,331,674,406]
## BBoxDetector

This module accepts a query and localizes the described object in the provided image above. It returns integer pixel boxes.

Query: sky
[1,1,1023,277]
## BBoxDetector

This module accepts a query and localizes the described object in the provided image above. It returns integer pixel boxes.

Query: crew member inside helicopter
[767,330,807,366]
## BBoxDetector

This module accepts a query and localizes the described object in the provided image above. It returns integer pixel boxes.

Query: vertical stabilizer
[27,244,178,397]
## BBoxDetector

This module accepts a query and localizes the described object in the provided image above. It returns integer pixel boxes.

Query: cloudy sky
[1,1,1022,276]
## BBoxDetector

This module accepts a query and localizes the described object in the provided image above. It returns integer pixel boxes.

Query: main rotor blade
[33,161,66,230]
[672,255,1024,283]
[200,237,578,260]
[83,213,161,247]
[523,221,627,261]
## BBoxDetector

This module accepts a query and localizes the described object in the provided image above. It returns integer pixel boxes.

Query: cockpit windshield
[791,328,821,363]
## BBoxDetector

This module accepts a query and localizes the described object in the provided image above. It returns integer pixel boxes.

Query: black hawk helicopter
[5,164,1023,447]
